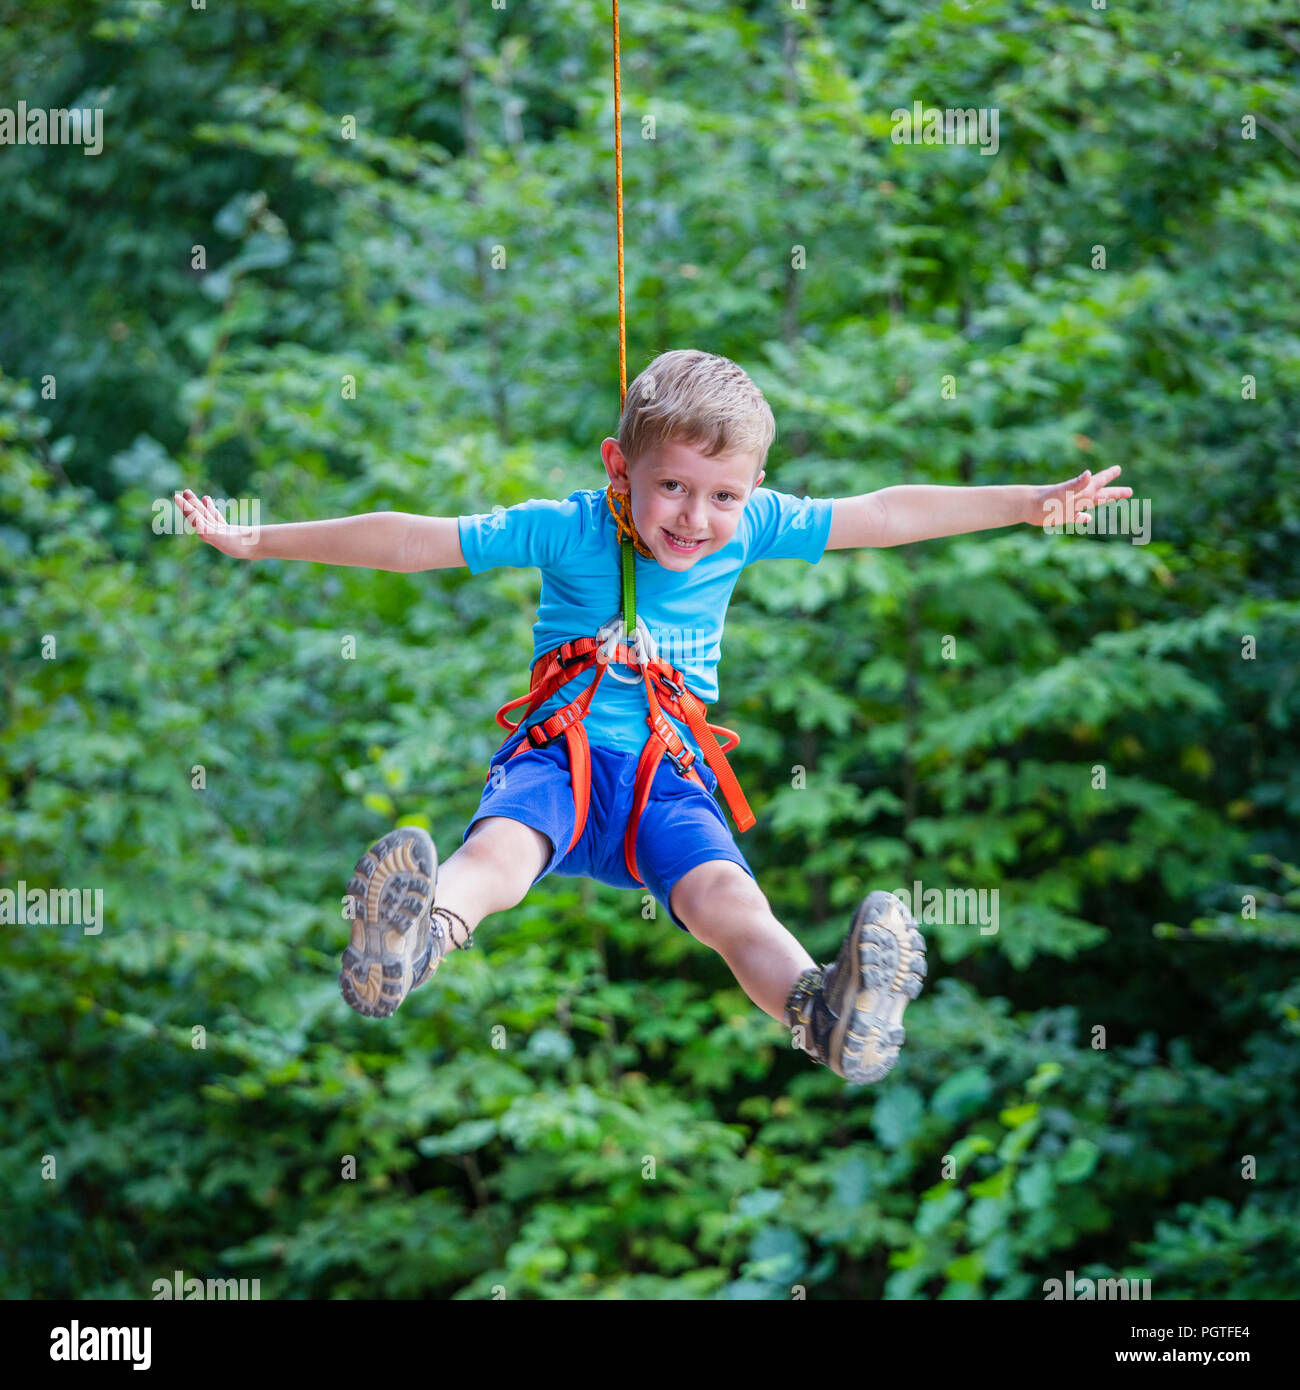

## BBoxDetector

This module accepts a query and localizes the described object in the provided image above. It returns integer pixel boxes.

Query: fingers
[1075,493,1133,509]
[1074,465,1129,508]
[1084,466,1124,493]
[174,489,224,537]
[174,489,203,533]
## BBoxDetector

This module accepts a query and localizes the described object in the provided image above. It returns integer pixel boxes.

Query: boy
[175,348,1130,1084]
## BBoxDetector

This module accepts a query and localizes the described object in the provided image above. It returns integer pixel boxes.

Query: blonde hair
[616,349,774,478]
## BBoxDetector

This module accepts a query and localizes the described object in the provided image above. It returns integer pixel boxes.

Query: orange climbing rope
[605,1,652,558]
[483,2,759,883]
[606,484,653,557]
[612,0,627,410]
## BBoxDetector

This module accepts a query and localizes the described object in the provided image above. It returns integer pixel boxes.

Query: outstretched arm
[825,467,1132,549]
[172,489,466,572]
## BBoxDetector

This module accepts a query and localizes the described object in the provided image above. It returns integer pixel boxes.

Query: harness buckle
[526,709,576,749]
[649,710,696,777]
[656,667,685,699]
[665,742,696,777]
[555,642,592,671]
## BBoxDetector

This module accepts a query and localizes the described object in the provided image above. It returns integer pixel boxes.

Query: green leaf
[873,1083,925,1149]
[1055,1138,1100,1184]
[416,1119,497,1157]
[932,1067,994,1121]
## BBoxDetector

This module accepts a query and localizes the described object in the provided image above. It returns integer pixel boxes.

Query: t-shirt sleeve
[457,494,588,575]
[741,486,835,566]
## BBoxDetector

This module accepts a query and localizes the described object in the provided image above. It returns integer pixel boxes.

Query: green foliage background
[1,0,1297,1299]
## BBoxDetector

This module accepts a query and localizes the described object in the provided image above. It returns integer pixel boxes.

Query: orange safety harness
[481,1,755,884]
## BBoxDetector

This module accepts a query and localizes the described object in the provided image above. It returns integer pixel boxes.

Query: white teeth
[665,529,704,548]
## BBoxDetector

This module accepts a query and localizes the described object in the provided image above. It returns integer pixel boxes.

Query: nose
[678,498,709,535]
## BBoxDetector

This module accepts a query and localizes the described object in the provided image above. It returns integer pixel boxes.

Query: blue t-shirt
[457,486,835,760]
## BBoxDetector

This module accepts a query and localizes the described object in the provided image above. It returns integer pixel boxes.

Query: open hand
[1027,466,1133,528]
[173,489,258,559]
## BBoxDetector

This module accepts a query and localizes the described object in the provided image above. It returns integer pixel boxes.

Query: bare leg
[670,861,815,1022]
[432,815,553,936]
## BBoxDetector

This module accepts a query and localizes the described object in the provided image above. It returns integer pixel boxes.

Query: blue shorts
[462,727,756,931]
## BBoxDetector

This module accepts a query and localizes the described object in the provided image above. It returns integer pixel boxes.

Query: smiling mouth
[662,528,708,552]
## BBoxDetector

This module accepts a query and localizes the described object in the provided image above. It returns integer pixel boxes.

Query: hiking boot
[340,827,440,1018]
[784,890,927,1084]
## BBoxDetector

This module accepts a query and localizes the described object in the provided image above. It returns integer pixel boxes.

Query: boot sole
[339,826,438,1018]
[831,891,927,1084]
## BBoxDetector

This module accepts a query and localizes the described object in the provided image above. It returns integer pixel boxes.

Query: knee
[671,862,769,945]
[463,817,552,889]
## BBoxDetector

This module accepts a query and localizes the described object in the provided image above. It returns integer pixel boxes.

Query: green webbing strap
[620,535,636,632]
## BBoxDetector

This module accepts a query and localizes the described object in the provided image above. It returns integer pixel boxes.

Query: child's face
[602,437,764,570]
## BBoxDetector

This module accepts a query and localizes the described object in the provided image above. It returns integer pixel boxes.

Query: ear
[601,437,631,492]
[754,469,765,490]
